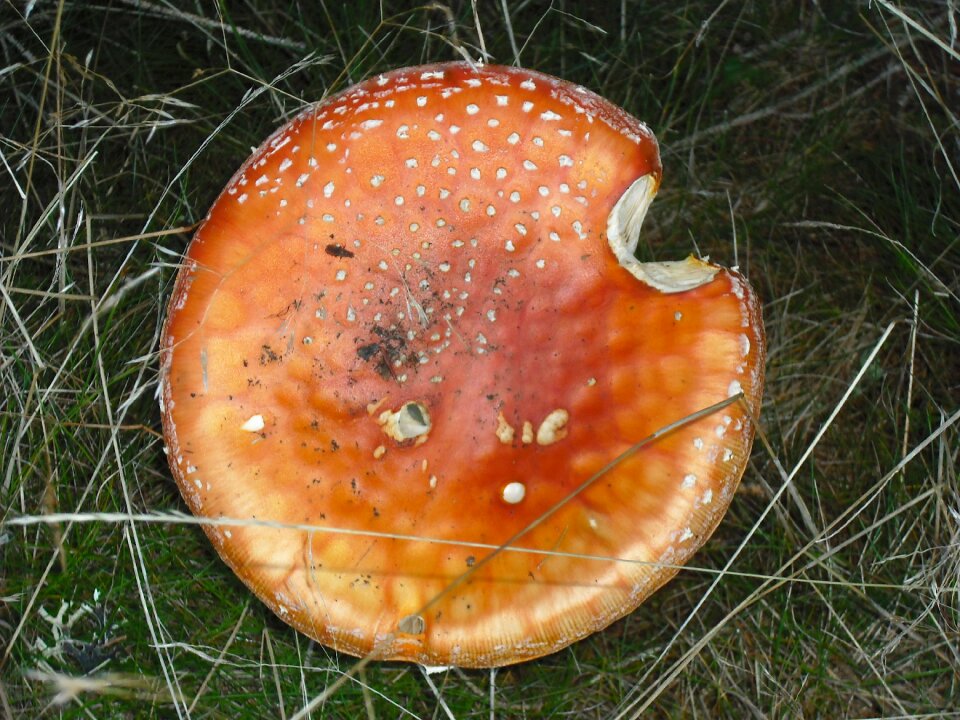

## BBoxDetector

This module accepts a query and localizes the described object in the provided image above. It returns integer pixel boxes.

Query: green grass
[2,1,958,717]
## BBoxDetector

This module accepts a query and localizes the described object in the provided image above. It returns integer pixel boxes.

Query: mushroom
[160,61,765,668]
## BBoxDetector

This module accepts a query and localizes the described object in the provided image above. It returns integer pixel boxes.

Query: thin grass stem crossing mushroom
[160,61,765,668]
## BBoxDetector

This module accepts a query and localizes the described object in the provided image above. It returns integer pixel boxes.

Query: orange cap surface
[160,62,765,667]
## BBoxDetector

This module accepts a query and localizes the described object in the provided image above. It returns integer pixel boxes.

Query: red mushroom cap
[160,61,765,667]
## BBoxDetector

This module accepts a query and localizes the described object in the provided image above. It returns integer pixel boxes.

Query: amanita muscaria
[160,61,765,667]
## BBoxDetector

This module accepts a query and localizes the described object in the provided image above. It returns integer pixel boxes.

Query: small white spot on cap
[241,415,264,432]
[682,473,696,489]
[536,409,569,445]
[466,103,479,115]
[323,181,335,198]
[730,274,745,299]
[378,402,432,443]
[502,482,526,504]
[521,421,534,444]
[728,380,743,396]
[416,96,427,107]
[496,412,515,444]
